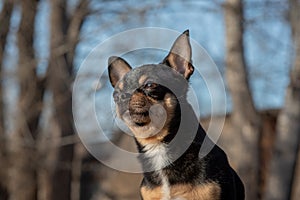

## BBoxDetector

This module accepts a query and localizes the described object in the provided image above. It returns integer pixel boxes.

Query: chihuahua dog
[108,30,244,200]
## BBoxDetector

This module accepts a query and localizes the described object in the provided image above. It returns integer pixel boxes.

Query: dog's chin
[122,104,167,139]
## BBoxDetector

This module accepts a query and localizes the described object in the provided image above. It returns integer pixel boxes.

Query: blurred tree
[224,0,262,198]
[9,0,42,199]
[0,1,14,199]
[264,0,300,199]
[48,0,89,199]
[0,0,89,199]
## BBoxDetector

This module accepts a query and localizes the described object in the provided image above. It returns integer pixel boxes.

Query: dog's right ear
[108,56,132,88]
[162,30,194,80]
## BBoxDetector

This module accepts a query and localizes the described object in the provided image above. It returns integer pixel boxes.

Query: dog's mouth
[128,98,151,127]
[122,104,167,138]
[129,111,151,126]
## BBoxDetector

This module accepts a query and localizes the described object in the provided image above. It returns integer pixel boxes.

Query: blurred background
[0,0,299,199]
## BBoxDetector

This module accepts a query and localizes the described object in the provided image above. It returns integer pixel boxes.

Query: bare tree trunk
[264,0,300,199]
[224,0,262,199]
[292,145,300,200]
[48,1,73,199]
[48,0,89,199]
[259,111,277,197]
[36,116,61,200]
[0,1,14,199]
[71,144,85,200]
[9,0,45,200]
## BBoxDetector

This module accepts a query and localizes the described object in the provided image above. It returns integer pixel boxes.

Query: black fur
[108,30,245,200]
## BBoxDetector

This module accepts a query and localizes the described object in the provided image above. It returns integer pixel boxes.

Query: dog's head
[108,30,194,144]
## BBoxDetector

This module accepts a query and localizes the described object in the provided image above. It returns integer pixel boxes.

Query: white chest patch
[143,143,171,170]
[143,143,171,199]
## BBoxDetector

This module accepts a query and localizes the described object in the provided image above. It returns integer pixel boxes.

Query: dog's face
[108,30,194,145]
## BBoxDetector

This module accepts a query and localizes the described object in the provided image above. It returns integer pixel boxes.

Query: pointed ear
[162,30,194,79]
[108,56,132,88]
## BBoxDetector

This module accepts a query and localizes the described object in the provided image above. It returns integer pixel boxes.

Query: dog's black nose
[120,92,131,101]
[113,91,131,102]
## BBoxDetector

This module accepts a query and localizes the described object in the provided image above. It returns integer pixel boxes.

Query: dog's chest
[143,143,171,199]
[143,143,171,170]
[141,144,221,200]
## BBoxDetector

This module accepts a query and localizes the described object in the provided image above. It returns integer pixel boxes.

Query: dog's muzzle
[129,94,151,126]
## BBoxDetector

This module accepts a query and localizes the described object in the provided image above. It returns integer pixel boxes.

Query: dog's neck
[135,100,207,182]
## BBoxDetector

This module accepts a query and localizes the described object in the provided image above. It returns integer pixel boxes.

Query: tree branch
[66,0,90,71]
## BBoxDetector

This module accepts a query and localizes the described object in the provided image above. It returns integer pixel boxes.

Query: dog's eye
[144,82,157,89]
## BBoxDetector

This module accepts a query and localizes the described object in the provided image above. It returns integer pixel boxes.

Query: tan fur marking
[164,93,177,110]
[141,186,163,200]
[115,105,121,118]
[117,81,124,90]
[171,183,221,200]
[138,75,148,85]
[141,182,221,200]
[136,128,169,146]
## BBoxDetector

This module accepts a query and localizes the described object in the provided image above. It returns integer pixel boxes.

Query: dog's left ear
[108,56,132,88]
[162,30,194,80]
